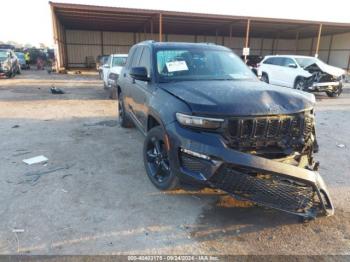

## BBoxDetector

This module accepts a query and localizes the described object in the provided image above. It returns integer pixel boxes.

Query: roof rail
[198,42,217,45]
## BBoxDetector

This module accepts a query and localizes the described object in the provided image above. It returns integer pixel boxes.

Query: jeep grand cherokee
[116,41,334,219]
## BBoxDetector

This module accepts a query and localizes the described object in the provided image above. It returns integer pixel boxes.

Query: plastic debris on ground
[22,155,48,165]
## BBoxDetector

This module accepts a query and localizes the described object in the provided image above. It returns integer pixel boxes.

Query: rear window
[112,57,127,67]
[263,57,283,66]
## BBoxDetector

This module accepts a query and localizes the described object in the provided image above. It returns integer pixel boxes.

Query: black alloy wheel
[143,126,179,190]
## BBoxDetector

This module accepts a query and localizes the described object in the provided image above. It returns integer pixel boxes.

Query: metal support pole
[315,23,323,57]
[215,29,218,44]
[159,13,163,42]
[244,19,251,63]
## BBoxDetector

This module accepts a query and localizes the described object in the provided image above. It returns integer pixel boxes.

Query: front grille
[224,113,313,151]
[210,165,319,216]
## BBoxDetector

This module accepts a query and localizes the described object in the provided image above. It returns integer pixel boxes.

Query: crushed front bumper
[166,121,334,218]
[307,81,342,92]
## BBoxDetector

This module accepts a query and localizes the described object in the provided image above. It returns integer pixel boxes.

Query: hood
[305,61,345,77]
[159,80,315,116]
[110,66,123,75]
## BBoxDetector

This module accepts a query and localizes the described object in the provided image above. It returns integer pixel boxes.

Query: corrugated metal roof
[50,1,350,39]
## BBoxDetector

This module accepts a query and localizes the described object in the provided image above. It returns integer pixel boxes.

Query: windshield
[15,52,25,59]
[112,56,127,67]
[156,48,255,82]
[295,57,323,68]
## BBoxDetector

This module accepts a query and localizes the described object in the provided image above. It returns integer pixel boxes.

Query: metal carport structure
[49,2,350,71]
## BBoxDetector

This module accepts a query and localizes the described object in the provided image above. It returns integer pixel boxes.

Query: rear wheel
[118,92,134,128]
[143,126,179,190]
[261,73,269,83]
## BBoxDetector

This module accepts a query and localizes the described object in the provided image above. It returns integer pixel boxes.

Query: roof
[50,2,350,39]
[137,41,230,50]
[111,54,128,57]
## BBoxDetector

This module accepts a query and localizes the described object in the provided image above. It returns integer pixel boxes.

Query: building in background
[50,2,350,71]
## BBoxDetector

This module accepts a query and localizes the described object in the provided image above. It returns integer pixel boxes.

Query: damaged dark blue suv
[116,41,334,219]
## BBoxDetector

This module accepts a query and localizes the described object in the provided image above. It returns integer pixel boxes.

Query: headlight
[175,113,224,129]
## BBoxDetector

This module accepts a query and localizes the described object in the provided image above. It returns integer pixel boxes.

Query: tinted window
[264,57,284,66]
[125,47,136,69]
[263,57,275,65]
[139,47,151,75]
[282,58,296,67]
[131,47,143,67]
[112,56,127,67]
[106,55,112,66]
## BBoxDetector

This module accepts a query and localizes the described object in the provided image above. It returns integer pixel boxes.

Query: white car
[102,54,128,88]
[259,55,346,97]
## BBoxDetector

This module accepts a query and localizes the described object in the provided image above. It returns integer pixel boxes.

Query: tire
[17,66,21,75]
[109,87,117,99]
[326,84,343,97]
[118,92,134,128]
[143,126,179,190]
[294,78,305,91]
[99,71,103,80]
[261,73,269,83]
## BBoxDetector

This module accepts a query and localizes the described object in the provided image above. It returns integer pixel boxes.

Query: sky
[1,0,349,47]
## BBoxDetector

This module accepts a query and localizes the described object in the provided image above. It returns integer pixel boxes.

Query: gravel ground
[0,70,349,255]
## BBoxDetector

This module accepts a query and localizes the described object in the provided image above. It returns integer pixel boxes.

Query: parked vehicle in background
[96,55,109,79]
[15,52,30,69]
[241,55,263,76]
[259,55,346,97]
[0,49,20,78]
[102,54,128,93]
[117,41,334,219]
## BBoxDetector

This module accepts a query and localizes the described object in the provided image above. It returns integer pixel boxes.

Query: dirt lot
[0,70,349,255]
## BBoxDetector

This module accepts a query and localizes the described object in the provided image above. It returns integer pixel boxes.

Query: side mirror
[130,67,150,82]
[288,63,297,68]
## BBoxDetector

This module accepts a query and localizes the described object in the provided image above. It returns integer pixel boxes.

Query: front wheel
[294,78,305,91]
[326,84,343,97]
[261,73,269,83]
[143,126,179,190]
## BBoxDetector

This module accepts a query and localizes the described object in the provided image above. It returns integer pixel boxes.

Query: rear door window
[264,57,284,66]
